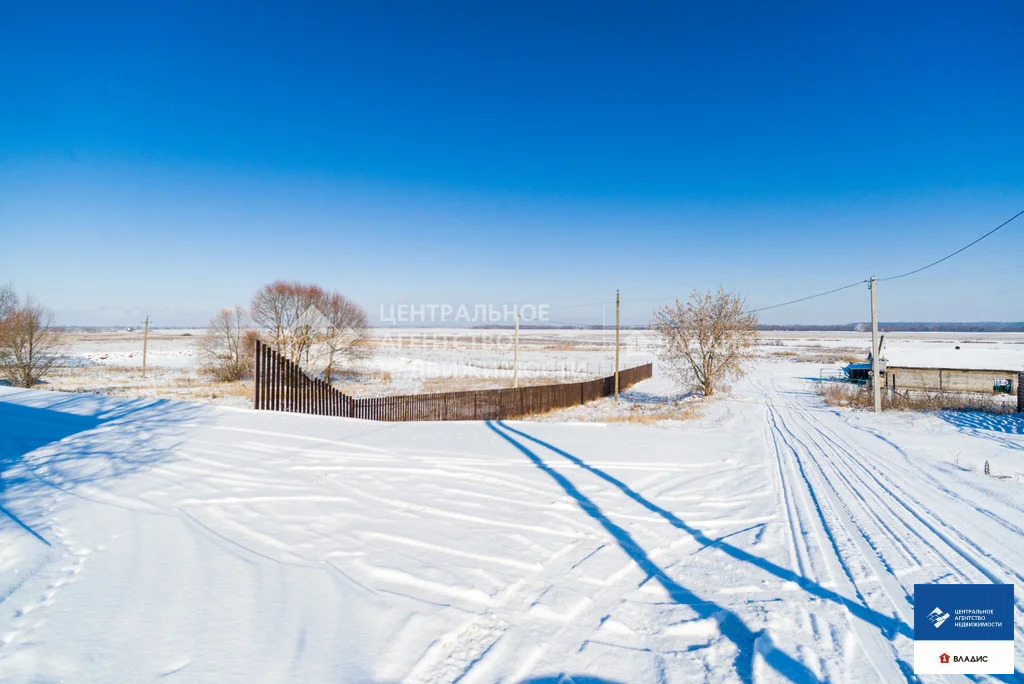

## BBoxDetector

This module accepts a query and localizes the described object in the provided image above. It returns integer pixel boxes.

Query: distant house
[884,366,1016,395]
[843,361,1017,395]
[843,344,1019,395]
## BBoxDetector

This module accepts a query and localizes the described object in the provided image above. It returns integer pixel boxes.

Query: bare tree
[651,288,758,396]
[250,281,326,362]
[317,291,370,382]
[0,283,16,321]
[290,283,327,364]
[250,281,370,377]
[250,281,294,356]
[0,297,67,388]
[198,307,251,382]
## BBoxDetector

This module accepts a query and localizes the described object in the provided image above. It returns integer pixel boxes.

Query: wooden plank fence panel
[252,339,651,423]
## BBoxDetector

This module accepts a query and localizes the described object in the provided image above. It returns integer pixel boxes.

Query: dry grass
[38,365,254,405]
[763,344,865,365]
[206,381,251,400]
[818,382,1015,414]
[528,394,703,424]
[789,352,864,364]
[417,374,576,394]
[336,369,393,383]
[602,403,703,424]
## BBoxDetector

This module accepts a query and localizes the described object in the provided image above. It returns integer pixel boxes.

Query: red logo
[940,653,950,664]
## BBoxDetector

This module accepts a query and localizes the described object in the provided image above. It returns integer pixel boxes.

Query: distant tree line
[759,322,1024,332]
[467,322,1024,333]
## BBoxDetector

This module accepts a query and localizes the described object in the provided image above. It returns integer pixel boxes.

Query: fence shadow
[494,421,913,639]
[485,421,822,684]
[939,410,1024,435]
[619,388,694,405]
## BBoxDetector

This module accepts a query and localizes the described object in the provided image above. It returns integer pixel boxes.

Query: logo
[914,584,1014,674]
[929,606,950,629]
[939,653,990,664]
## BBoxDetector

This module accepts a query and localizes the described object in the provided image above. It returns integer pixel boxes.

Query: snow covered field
[2,355,1022,682]
[47,328,1024,410]
[48,328,657,405]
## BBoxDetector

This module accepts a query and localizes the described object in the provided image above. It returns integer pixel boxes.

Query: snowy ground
[2,358,1022,682]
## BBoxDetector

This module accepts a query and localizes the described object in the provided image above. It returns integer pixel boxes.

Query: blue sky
[2,1,1023,326]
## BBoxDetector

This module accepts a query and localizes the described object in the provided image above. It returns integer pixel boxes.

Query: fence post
[275,348,281,411]
[254,340,261,410]
[1018,371,1023,412]
[288,359,295,412]
[262,343,269,409]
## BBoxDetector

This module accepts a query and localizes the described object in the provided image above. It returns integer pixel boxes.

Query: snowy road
[0,364,1021,682]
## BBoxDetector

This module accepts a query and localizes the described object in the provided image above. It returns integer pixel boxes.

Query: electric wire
[540,208,1024,321]
[878,208,1024,282]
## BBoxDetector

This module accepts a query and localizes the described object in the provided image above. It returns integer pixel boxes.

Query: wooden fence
[253,339,653,421]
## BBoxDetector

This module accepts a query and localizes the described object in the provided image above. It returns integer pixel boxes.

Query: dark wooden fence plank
[252,341,651,422]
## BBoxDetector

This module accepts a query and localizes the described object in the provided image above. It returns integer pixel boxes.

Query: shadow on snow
[486,420,823,684]
[0,389,205,547]
[940,410,1024,435]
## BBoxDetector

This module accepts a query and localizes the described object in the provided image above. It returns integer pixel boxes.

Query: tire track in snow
[774,390,1024,647]
[770,399,916,622]
[762,380,907,682]
[783,389,1024,597]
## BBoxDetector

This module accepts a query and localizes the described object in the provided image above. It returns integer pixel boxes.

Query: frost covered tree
[198,306,252,381]
[651,288,758,397]
[0,295,67,388]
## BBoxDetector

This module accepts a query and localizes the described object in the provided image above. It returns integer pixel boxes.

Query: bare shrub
[241,329,260,377]
[651,288,758,396]
[199,307,251,382]
[818,382,1015,414]
[0,296,67,387]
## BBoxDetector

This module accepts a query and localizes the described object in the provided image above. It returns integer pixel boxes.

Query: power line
[743,279,869,314]
[879,208,1024,282]
[543,207,1023,321]
[655,207,1024,316]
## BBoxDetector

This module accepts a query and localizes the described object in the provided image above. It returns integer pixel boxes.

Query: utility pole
[142,315,150,379]
[513,309,519,389]
[614,290,620,402]
[870,277,881,413]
